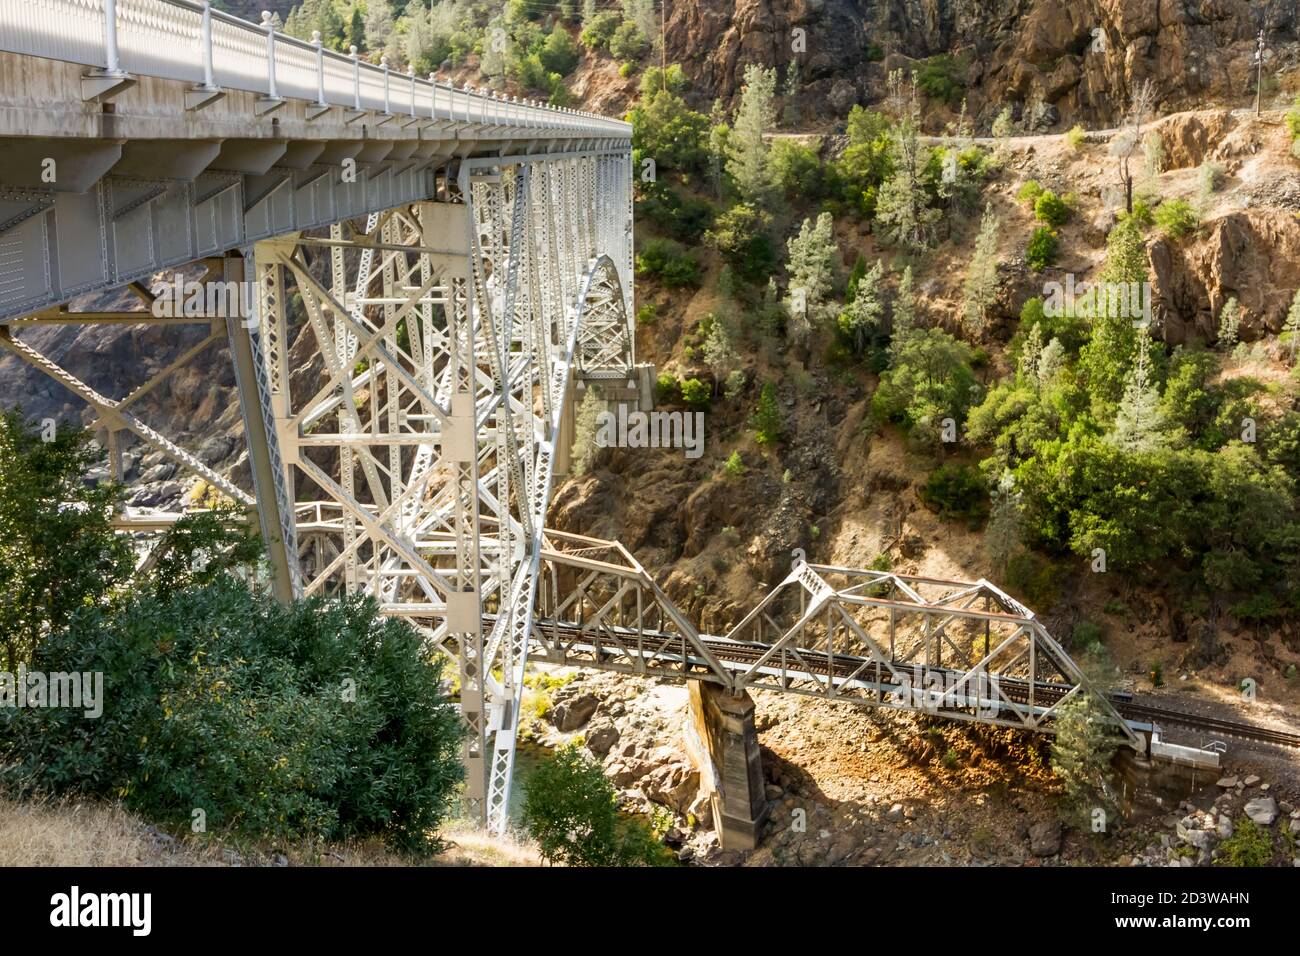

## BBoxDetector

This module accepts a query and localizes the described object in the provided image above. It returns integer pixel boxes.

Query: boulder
[642,761,701,815]
[1028,820,1063,857]
[1244,797,1278,827]
[585,722,619,757]
[550,693,598,732]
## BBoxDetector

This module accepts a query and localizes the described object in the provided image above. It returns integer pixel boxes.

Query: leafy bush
[724,450,745,477]
[1286,95,1300,141]
[1065,125,1086,150]
[538,25,579,76]
[629,90,712,176]
[1071,620,1104,651]
[1153,198,1199,239]
[1026,226,1059,271]
[522,743,669,866]
[635,237,702,287]
[0,409,132,669]
[655,372,679,403]
[919,462,988,522]
[635,181,713,242]
[1033,190,1070,226]
[579,11,620,50]
[704,202,776,284]
[1016,180,1044,206]
[1004,550,1059,608]
[915,55,965,107]
[609,21,649,60]
[680,377,711,409]
[872,328,980,447]
[1,579,464,853]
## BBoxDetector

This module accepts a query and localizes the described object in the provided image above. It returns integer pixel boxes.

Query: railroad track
[495,615,1300,750]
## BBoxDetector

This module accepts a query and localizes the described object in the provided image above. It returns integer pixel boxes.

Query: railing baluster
[103,0,122,75]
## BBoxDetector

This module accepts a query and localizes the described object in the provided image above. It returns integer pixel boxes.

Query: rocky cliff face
[666,0,1300,127]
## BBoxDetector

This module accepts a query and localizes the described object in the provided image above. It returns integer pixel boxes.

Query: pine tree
[1050,649,1125,823]
[839,259,884,354]
[1079,218,1148,407]
[701,315,739,394]
[752,382,783,445]
[889,264,917,358]
[961,203,1000,337]
[725,64,779,209]
[1018,322,1045,381]
[582,0,597,25]
[1284,288,1300,363]
[1037,336,1065,384]
[874,91,940,250]
[1109,332,1168,453]
[783,212,836,344]
[845,253,868,303]
[1217,296,1241,350]
[985,470,1023,574]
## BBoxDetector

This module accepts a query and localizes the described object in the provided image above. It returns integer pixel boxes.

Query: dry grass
[0,796,546,867]
[0,797,155,867]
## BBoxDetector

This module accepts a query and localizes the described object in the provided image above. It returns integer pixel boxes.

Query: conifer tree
[961,203,1000,336]
[725,64,779,209]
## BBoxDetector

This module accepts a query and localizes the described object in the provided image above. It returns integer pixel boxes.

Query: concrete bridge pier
[687,681,768,851]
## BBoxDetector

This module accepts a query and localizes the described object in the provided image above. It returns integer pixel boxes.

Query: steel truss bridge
[0,0,1284,837]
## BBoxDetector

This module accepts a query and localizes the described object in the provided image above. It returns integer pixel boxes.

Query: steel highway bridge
[0,0,1284,837]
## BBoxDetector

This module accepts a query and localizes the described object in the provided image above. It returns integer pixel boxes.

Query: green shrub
[1025,226,1059,271]
[724,450,745,477]
[0,409,133,669]
[919,462,988,523]
[680,377,711,409]
[635,237,702,287]
[538,24,579,76]
[655,372,679,403]
[1286,95,1300,141]
[1071,620,1104,652]
[619,62,634,78]
[636,303,658,326]
[522,743,670,866]
[915,54,965,107]
[1033,190,1070,226]
[1122,200,1155,229]
[1153,198,1199,239]
[635,182,713,242]
[1004,550,1058,608]
[704,202,776,284]
[1016,180,1044,207]
[579,11,620,50]
[1217,817,1274,867]
[1,579,464,853]
[871,328,980,448]
[1064,125,1086,150]
[609,21,649,60]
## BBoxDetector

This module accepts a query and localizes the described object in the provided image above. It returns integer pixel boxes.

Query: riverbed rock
[585,721,619,757]
[550,693,599,731]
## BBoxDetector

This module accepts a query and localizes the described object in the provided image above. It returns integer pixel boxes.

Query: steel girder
[251,150,634,832]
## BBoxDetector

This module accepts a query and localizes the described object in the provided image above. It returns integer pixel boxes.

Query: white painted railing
[0,0,630,136]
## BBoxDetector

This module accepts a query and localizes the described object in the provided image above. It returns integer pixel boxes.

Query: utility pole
[1254,29,1265,116]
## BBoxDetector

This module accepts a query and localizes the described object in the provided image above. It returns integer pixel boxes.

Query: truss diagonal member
[0,328,251,506]
[295,456,452,601]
